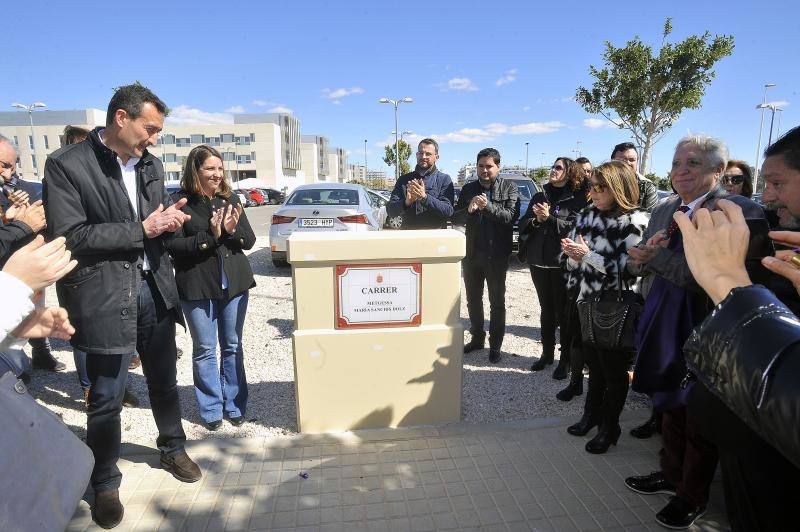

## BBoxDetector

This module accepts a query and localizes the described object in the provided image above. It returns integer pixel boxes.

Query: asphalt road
[242,204,280,238]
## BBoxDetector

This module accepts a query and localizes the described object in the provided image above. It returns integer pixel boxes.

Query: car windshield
[512,180,535,201]
[287,188,360,206]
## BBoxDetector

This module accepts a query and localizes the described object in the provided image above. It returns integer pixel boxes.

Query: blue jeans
[181,291,249,424]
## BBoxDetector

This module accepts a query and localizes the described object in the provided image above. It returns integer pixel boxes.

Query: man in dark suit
[44,84,200,529]
[625,135,765,530]
[453,148,519,363]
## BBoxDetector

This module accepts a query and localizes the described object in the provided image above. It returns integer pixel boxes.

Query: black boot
[567,409,600,436]
[630,409,661,439]
[585,423,621,454]
[556,378,583,402]
[552,360,569,380]
[30,338,66,372]
[530,347,554,371]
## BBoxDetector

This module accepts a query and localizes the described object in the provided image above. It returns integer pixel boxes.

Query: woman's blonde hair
[593,160,640,212]
[180,145,232,198]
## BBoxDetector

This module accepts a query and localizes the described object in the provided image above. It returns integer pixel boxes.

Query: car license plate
[513,233,519,243]
[299,218,334,228]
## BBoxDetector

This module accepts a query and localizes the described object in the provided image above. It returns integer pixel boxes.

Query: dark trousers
[583,347,633,427]
[530,266,568,357]
[660,405,718,507]
[86,276,186,492]
[463,256,509,350]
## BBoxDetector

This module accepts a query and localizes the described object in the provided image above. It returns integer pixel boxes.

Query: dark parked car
[258,188,285,205]
[509,177,540,251]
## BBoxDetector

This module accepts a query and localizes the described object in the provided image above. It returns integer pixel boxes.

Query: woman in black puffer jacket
[519,157,589,387]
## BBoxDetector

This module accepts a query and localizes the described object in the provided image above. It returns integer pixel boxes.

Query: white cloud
[522,106,531,112]
[225,105,246,114]
[268,105,293,114]
[445,78,479,91]
[495,68,518,87]
[322,87,365,100]
[426,121,566,144]
[166,105,233,125]
[768,100,790,108]
[252,99,269,107]
[553,96,575,104]
[583,118,614,129]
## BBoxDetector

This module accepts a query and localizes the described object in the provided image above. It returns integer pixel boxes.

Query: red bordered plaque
[334,263,422,329]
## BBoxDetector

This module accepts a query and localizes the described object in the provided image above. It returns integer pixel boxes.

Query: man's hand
[3,235,78,290]
[762,230,800,297]
[405,179,425,206]
[469,193,488,212]
[6,200,46,232]
[533,202,550,222]
[6,189,29,207]
[628,230,668,265]
[142,197,191,238]
[673,199,752,304]
[12,307,75,340]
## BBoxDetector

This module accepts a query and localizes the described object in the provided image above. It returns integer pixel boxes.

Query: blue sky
[6,0,799,178]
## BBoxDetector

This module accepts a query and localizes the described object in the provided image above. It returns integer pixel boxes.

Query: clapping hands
[561,234,590,261]
[468,193,488,213]
[404,179,427,206]
[210,203,243,240]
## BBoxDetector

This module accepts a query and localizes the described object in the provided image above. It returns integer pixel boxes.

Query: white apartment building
[300,135,330,183]
[348,164,366,181]
[0,109,342,193]
[0,109,105,180]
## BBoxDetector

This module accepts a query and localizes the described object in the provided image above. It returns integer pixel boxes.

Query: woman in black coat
[168,145,256,431]
[519,157,589,385]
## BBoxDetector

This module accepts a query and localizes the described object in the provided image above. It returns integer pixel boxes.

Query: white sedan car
[269,183,383,267]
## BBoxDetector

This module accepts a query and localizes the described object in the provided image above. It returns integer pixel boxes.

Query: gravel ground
[28,236,648,445]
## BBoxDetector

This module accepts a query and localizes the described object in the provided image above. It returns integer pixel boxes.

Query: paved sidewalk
[68,412,728,531]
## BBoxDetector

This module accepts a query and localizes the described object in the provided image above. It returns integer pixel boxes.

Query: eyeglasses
[589,182,607,193]
[722,175,744,185]
[550,165,564,172]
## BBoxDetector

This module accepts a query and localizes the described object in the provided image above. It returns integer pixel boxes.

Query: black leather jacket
[683,284,800,469]
[452,178,519,260]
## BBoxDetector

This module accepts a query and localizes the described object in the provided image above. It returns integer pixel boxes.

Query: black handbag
[0,372,94,532]
[576,261,643,352]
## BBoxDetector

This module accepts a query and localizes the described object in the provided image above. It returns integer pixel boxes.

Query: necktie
[666,206,690,238]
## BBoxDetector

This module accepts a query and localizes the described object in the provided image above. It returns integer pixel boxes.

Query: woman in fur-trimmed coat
[560,160,650,454]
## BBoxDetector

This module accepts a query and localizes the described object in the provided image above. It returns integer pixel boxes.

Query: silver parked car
[269,183,383,267]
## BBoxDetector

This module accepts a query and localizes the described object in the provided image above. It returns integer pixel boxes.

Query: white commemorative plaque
[335,263,422,328]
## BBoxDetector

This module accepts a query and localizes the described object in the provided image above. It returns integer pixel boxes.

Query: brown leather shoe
[83,388,90,409]
[92,489,124,529]
[128,354,141,370]
[161,451,202,483]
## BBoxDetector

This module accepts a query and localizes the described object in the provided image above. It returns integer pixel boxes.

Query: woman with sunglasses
[520,157,589,379]
[561,160,649,453]
[722,159,753,198]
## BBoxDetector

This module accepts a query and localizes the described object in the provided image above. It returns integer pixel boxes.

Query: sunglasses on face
[722,175,744,185]
[550,165,564,172]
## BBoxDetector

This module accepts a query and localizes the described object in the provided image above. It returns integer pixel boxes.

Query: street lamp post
[757,103,783,150]
[540,152,545,170]
[11,101,46,179]
[524,142,529,176]
[363,139,368,187]
[754,83,776,189]
[379,97,413,181]
[223,147,235,185]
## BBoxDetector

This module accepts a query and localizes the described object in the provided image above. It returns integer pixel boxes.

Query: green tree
[530,167,549,184]
[383,139,412,176]
[645,172,671,191]
[576,18,734,174]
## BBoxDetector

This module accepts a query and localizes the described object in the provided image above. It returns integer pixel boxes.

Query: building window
[250,151,256,161]
[235,136,250,146]
[164,153,177,163]
[222,151,235,162]
[13,136,18,147]
[190,134,204,144]
[221,134,234,143]
[250,133,256,142]
[176,138,191,147]
[29,136,34,149]
[44,135,49,150]
[205,136,220,146]
[31,154,37,169]
[236,155,251,165]
[161,134,175,144]
[16,156,21,168]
